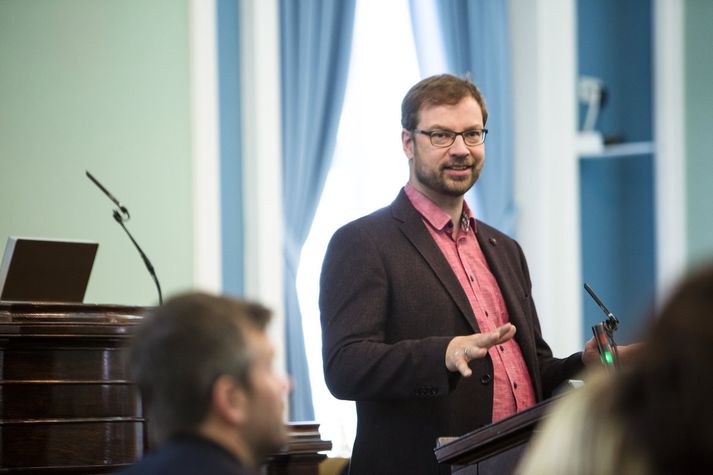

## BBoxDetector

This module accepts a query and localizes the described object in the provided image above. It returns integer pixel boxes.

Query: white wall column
[654,0,687,305]
[240,0,286,377]
[189,0,223,292]
[509,0,582,355]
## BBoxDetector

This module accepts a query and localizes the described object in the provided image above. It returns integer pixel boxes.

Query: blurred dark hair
[614,264,713,474]
[401,74,488,131]
[129,292,271,444]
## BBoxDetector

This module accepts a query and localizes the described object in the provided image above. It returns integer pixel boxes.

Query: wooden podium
[435,397,560,475]
[0,302,330,474]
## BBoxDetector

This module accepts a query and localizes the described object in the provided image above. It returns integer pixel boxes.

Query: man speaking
[320,74,598,474]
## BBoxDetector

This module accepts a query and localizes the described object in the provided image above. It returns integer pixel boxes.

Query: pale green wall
[0,0,194,305]
[686,0,713,265]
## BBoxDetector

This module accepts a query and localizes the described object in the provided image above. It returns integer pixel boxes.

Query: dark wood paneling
[1,383,140,419]
[0,303,147,473]
[0,419,143,468]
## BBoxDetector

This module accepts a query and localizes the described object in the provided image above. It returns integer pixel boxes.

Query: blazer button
[480,374,492,385]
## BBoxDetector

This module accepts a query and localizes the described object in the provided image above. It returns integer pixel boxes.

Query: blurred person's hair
[519,263,713,475]
[517,372,650,475]
[614,263,713,474]
[129,292,271,444]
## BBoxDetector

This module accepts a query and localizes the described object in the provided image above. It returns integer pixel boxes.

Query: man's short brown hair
[401,74,488,131]
[129,292,271,444]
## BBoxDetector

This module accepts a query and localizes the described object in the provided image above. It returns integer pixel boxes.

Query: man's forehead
[417,97,483,126]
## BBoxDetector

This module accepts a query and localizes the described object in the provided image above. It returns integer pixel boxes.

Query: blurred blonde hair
[520,262,713,475]
[516,371,650,475]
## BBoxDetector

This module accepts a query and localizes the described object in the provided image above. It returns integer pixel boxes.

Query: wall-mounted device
[576,76,607,154]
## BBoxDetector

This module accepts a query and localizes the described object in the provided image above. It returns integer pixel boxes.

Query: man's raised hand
[445,323,517,377]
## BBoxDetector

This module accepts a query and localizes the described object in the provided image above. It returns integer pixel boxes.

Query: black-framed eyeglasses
[413,128,488,147]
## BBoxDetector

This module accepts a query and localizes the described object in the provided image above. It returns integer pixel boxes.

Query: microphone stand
[86,171,163,305]
[584,283,620,371]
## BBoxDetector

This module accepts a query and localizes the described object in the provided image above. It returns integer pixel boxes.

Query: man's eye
[431,131,451,139]
[465,130,482,139]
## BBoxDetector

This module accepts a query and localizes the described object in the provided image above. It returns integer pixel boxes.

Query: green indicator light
[604,351,614,365]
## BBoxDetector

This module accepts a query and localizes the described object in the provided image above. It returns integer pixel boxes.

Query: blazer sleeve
[320,221,458,401]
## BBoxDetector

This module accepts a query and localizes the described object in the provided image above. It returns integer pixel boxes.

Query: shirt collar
[403,184,477,233]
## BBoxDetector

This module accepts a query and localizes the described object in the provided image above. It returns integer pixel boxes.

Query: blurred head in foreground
[130,292,289,468]
[518,264,713,475]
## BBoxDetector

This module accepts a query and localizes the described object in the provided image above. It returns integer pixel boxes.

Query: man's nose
[449,134,470,155]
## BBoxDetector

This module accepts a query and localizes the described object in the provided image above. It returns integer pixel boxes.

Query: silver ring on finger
[464,346,470,359]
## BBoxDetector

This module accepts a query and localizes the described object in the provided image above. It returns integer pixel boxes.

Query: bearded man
[320,74,604,475]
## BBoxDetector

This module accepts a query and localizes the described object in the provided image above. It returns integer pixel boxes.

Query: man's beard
[413,157,480,197]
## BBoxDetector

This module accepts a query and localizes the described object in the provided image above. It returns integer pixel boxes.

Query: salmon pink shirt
[404,184,536,422]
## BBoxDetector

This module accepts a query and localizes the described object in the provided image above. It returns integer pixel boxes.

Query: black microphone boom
[86,171,163,305]
[583,282,620,370]
[86,171,130,221]
[583,282,619,331]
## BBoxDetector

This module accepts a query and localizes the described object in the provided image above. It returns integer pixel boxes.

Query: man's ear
[212,375,248,426]
[402,128,414,160]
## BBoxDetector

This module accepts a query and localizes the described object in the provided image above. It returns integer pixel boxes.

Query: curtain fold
[217,0,244,296]
[279,0,356,421]
[410,0,517,235]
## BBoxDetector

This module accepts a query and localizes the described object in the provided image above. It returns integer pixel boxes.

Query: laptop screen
[0,237,98,303]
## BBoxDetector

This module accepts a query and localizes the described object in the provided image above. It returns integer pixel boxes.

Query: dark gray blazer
[320,189,584,475]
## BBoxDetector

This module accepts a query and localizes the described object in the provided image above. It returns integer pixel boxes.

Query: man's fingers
[455,357,472,377]
[473,324,516,349]
[496,323,517,341]
[462,345,487,362]
[446,324,517,375]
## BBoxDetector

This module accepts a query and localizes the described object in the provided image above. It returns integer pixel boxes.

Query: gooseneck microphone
[86,171,163,305]
[584,283,620,370]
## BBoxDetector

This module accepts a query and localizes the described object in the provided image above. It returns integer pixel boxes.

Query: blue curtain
[409,0,517,236]
[279,0,356,421]
[217,0,244,296]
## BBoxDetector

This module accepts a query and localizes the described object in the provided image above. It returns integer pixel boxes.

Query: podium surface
[0,302,330,474]
[435,397,560,475]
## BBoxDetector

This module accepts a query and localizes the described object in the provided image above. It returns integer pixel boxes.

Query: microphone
[86,171,130,222]
[583,283,620,370]
[86,171,163,304]
[583,283,619,330]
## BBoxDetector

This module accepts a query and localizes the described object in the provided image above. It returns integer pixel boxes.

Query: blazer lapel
[391,190,479,333]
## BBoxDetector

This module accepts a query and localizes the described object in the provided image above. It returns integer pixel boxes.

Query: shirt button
[499,345,504,352]
[485,310,489,317]
[514,382,518,390]
[469,275,474,282]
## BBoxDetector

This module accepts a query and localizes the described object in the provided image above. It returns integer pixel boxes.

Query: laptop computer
[0,237,98,303]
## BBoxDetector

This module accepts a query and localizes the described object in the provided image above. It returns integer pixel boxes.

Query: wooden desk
[0,302,330,474]
[267,423,332,475]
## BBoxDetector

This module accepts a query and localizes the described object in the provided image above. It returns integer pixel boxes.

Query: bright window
[296,0,421,457]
